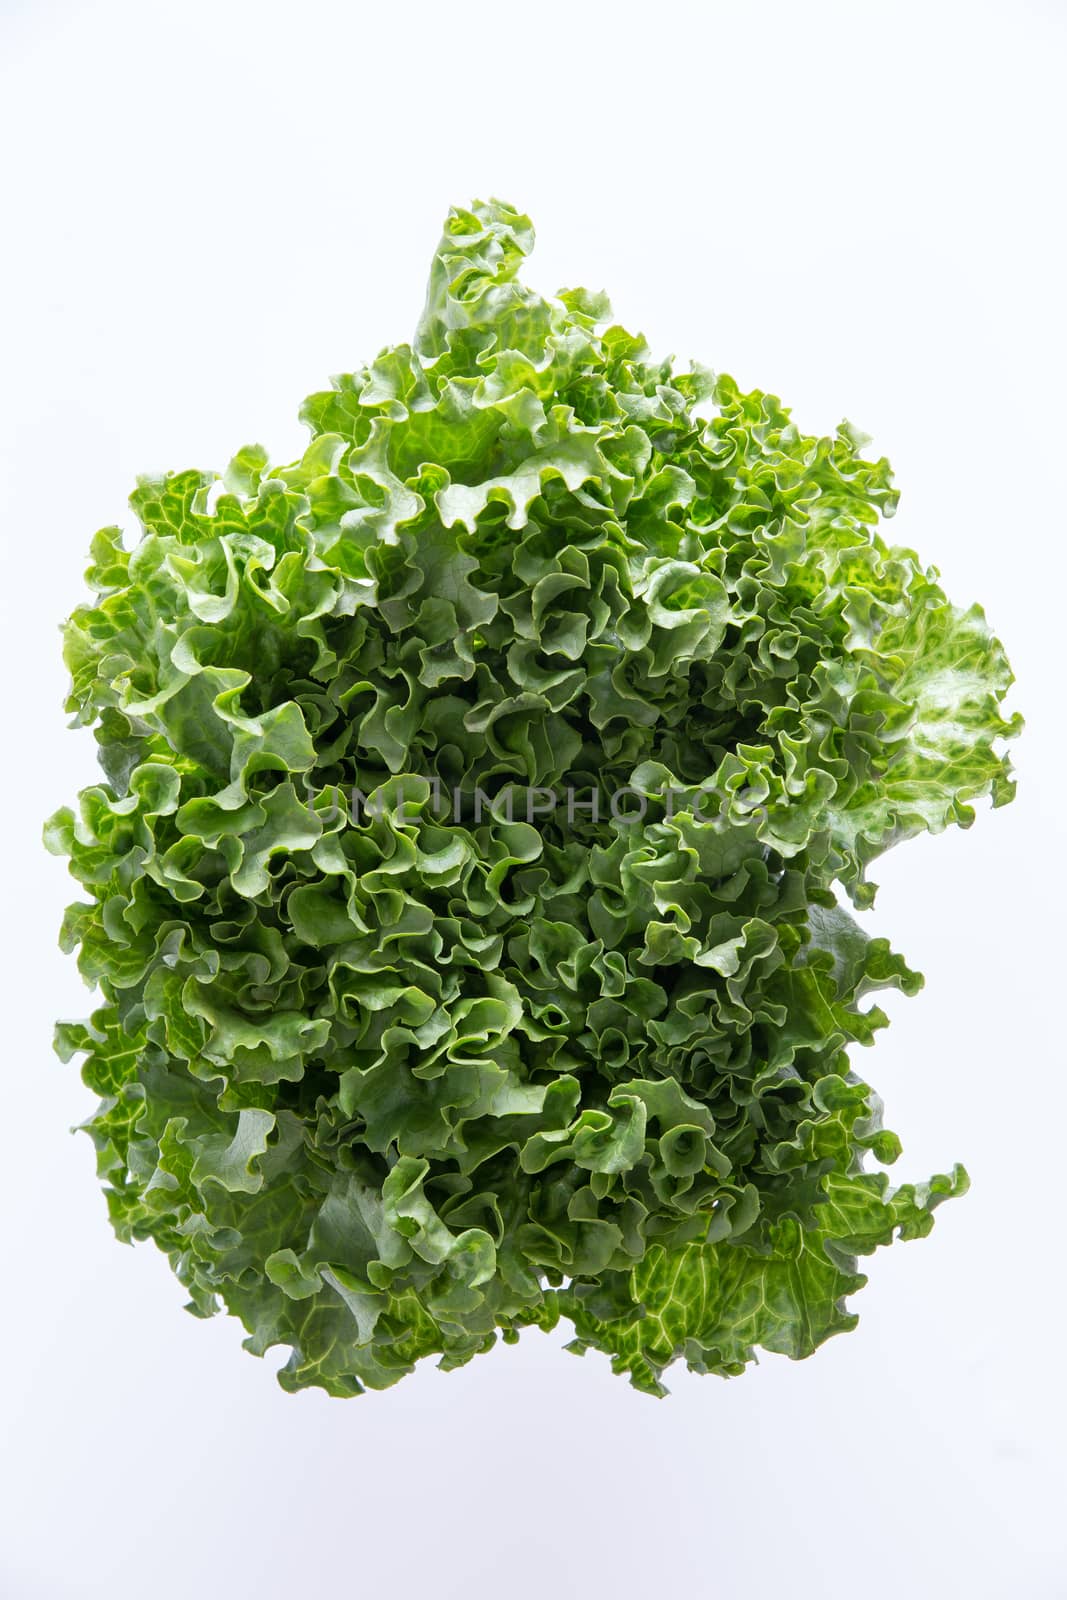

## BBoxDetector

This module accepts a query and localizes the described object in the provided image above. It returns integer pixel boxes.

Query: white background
[1,2,1064,1596]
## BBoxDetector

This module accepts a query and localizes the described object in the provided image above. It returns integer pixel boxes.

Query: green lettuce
[46,199,1019,1396]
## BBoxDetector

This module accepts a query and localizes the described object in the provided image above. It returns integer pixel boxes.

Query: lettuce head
[46,199,1019,1396]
